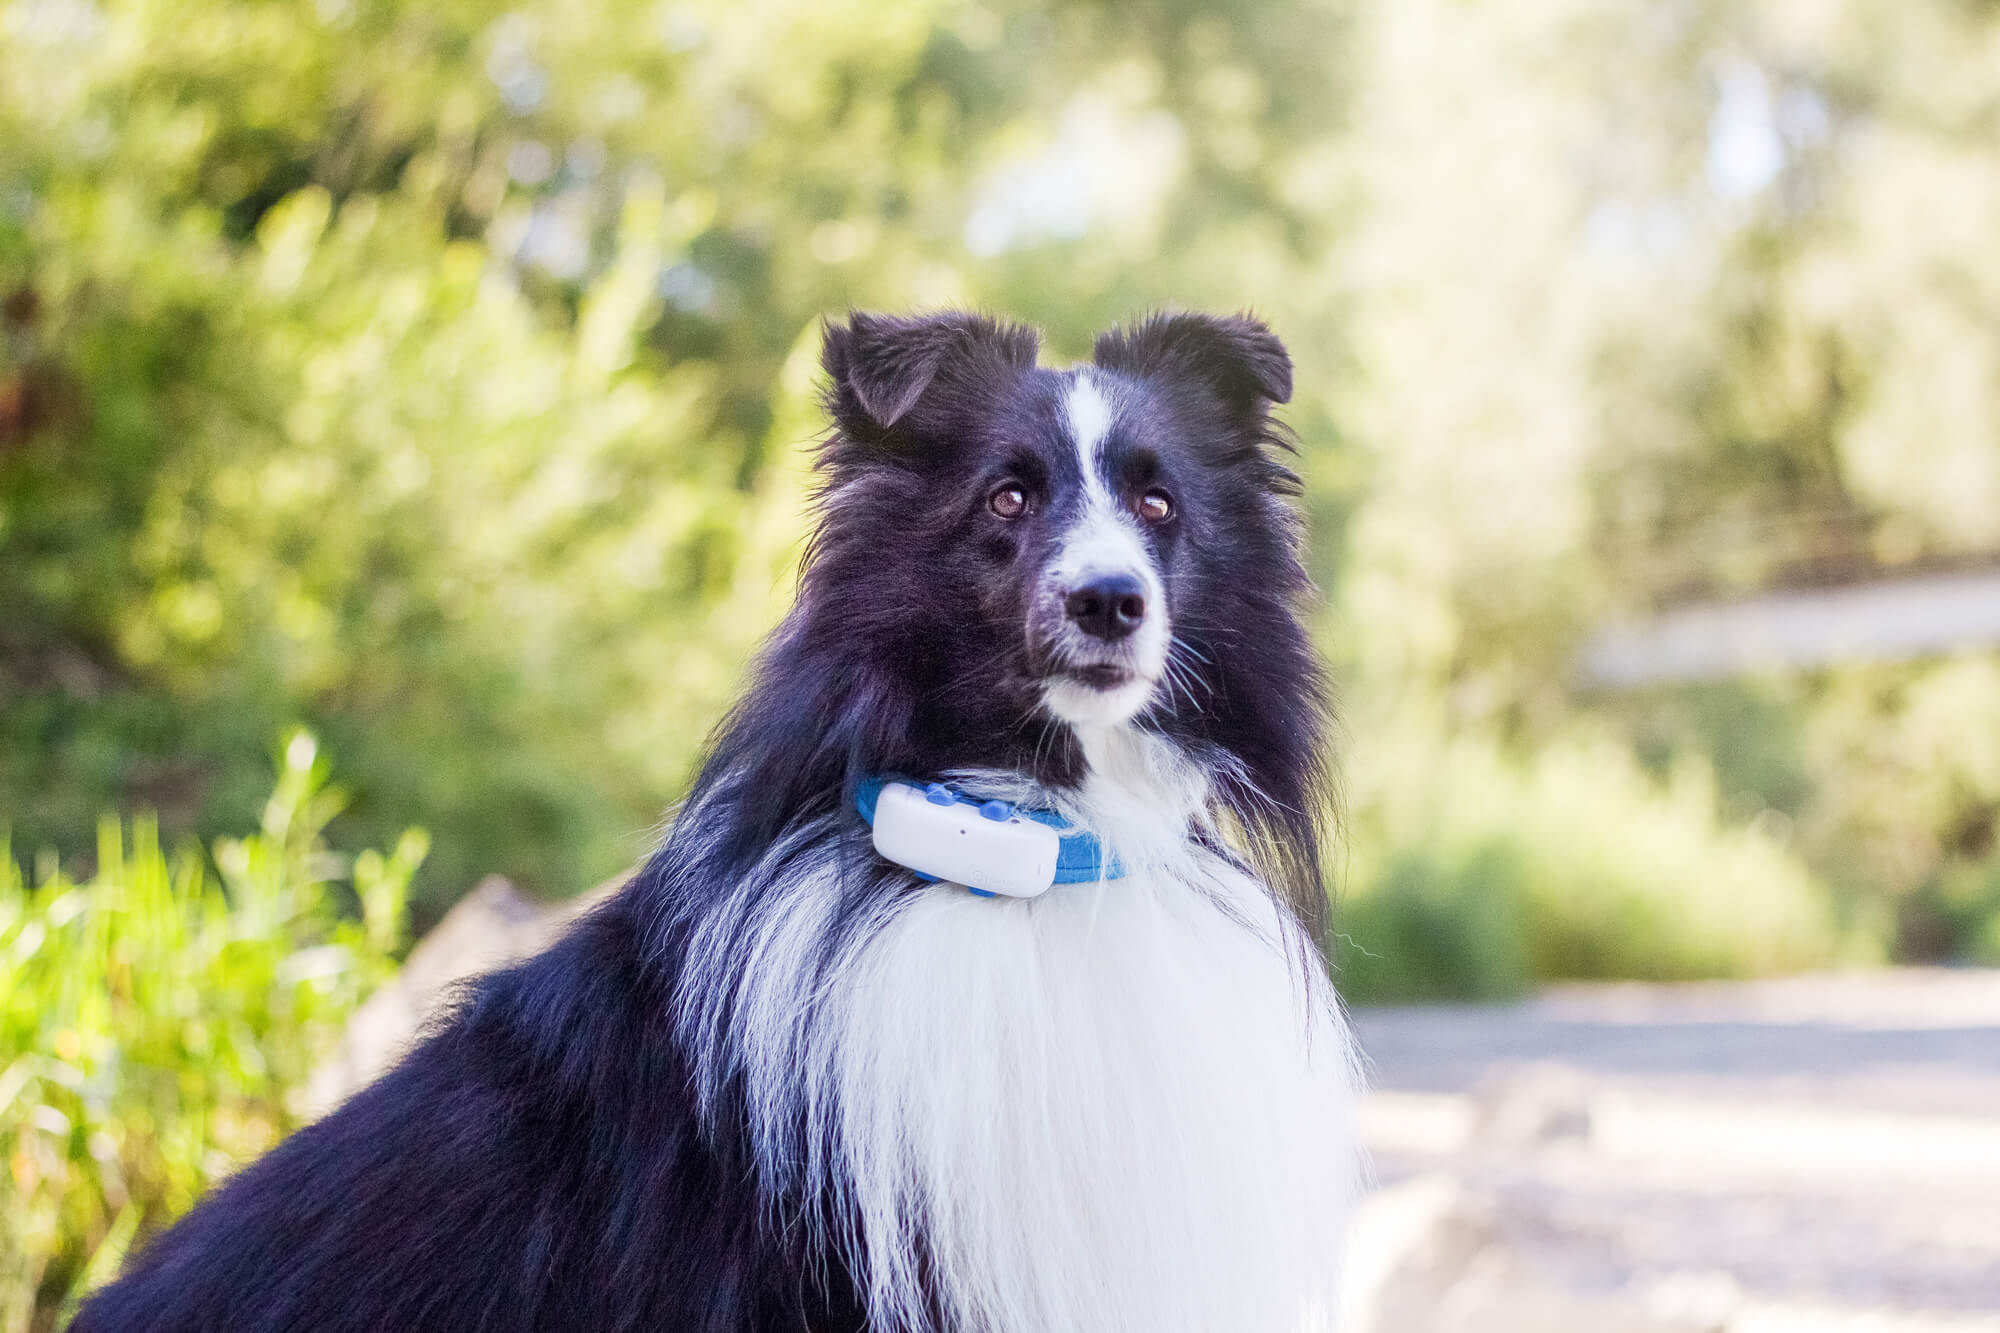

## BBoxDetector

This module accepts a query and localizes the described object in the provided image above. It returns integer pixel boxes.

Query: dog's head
[810,309,1322,799]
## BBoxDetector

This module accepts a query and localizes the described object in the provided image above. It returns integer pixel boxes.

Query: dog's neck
[944,725,1220,882]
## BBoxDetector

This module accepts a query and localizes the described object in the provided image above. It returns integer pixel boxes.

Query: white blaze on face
[1042,372,1170,729]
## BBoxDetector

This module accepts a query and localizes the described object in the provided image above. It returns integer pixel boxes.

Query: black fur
[74,309,1332,1332]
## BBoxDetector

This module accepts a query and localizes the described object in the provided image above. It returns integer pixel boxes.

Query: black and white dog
[78,310,1362,1333]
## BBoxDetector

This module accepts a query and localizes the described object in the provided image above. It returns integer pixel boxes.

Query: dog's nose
[1065,575,1147,642]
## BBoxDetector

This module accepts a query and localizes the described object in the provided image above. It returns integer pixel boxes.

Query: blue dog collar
[854,777,1124,898]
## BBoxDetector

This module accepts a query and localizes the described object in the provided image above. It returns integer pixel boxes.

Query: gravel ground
[1344,971,2000,1333]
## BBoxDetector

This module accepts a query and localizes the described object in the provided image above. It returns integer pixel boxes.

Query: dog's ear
[1091,311,1293,416]
[821,310,1040,440]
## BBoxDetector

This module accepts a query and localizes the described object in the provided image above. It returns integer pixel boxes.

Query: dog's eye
[988,484,1029,520]
[1135,489,1174,524]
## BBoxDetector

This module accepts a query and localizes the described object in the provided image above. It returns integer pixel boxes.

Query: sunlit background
[5,1,2000,1329]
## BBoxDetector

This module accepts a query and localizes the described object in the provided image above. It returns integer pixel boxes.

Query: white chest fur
[685,796,1364,1333]
[827,861,1360,1333]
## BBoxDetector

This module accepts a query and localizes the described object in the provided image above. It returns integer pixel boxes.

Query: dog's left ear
[822,310,1040,442]
[1091,311,1293,417]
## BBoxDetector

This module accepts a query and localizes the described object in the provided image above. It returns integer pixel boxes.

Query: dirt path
[1344,970,2000,1332]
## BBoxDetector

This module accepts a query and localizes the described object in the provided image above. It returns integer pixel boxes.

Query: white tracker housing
[869,782,1062,898]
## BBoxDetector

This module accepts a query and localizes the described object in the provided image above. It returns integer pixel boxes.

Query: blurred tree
[0,0,1356,914]
[1327,0,2000,961]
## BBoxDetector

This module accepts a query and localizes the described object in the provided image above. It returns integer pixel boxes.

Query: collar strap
[854,777,1124,899]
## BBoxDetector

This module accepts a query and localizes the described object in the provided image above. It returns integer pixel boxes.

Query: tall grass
[0,733,424,1333]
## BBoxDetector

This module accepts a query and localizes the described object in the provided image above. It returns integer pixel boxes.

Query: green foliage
[1338,727,1853,1004]
[1323,0,2000,991]
[0,733,423,1333]
[1798,657,2000,959]
[0,0,1350,915]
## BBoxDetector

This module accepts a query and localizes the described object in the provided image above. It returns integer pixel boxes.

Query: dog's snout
[1065,575,1147,642]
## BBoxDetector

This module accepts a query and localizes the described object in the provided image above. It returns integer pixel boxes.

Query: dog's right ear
[821,310,1040,443]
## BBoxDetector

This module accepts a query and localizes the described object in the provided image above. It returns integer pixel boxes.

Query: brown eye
[989,484,1029,520]
[1135,489,1174,524]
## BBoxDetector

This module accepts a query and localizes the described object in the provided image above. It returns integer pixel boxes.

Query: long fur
[75,309,1362,1333]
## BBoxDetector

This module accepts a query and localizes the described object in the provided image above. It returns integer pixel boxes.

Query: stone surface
[306,874,609,1113]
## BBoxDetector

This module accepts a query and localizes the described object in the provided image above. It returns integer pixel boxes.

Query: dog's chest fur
[683,734,1362,1333]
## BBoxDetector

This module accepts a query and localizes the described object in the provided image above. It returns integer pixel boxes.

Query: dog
[75,310,1363,1333]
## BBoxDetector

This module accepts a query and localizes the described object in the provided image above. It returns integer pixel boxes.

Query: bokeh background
[6,0,2000,1328]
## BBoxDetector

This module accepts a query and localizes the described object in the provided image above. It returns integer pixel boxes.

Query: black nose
[1065,575,1147,642]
